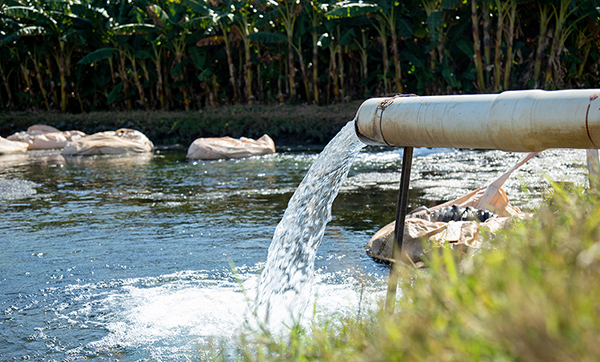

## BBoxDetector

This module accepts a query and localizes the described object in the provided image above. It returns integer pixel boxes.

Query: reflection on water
[0,146,591,360]
[0,150,65,170]
[62,152,154,167]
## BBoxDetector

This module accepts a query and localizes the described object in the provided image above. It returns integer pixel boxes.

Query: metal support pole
[385,146,414,313]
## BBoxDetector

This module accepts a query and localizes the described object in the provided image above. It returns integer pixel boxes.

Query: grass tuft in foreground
[233,184,600,362]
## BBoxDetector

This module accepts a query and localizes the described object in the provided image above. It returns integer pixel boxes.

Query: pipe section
[354,89,600,152]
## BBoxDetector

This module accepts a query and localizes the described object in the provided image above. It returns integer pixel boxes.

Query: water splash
[256,121,365,327]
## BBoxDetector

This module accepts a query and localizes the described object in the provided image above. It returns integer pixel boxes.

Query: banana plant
[233,0,257,103]
[252,0,305,102]
[0,17,38,109]
[373,0,405,94]
[328,0,408,95]
[77,24,156,110]
[1,0,84,111]
[492,0,510,91]
[543,0,588,89]
[317,27,339,102]
[148,0,203,110]
[305,0,328,104]
[187,0,253,104]
[533,1,552,89]
[502,0,516,91]
[203,0,239,103]
[470,0,485,92]
[422,0,460,93]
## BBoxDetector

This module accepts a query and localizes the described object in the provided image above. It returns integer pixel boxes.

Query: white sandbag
[62,129,154,156]
[187,134,276,160]
[26,124,61,134]
[0,136,29,154]
[30,131,85,150]
[7,124,86,150]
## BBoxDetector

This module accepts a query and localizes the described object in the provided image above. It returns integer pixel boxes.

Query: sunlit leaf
[148,4,169,26]
[317,32,331,48]
[112,23,155,35]
[0,25,45,45]
[326,1,377,18]
[2,6,57,26]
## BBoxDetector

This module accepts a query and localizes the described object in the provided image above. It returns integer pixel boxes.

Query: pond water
[0,142,589,361]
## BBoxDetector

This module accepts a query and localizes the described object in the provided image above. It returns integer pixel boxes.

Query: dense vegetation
[1,0,599,113]
[233,184,600,361]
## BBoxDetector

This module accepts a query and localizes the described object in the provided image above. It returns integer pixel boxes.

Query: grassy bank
[234,184,600,362]
[0,102,361,147]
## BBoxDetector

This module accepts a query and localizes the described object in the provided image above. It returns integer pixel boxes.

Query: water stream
[256,121,365,328]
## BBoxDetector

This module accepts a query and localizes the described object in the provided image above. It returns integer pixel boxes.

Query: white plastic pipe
[354,89,600,152]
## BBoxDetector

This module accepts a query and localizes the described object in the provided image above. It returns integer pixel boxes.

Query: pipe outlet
[354,89,600,152]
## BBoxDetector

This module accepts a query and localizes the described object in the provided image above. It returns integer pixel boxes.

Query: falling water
[256,121,365,327]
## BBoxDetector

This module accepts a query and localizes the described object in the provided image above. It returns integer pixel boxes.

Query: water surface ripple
[0,143,589,360]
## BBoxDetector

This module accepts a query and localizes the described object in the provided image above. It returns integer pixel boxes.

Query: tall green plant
[2,1,84,111]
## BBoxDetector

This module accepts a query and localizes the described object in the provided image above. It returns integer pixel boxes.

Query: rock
[7,124,86,150]
[62,129,154,156]
[186,134,275,160]
[0,136,29,154]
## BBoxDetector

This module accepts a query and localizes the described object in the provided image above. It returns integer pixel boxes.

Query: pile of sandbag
[62,128,154,156]
[187,134,275,160]
[365,153,537,265]
[7,124,86,150]
[3,124,154,156]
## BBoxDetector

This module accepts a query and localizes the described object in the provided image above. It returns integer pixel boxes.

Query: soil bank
[0,102,362,148]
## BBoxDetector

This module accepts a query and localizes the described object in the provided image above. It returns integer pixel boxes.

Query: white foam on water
[86,274,247,354]
[82,269,384,360]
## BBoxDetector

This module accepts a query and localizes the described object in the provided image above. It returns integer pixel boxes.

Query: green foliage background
[1,0,599,114]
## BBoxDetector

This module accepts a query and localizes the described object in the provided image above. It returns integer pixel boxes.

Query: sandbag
[7,124,86,150]
[0,136,29,154]
[366,153,536,265]
[62,129,154,156]
[187,134,275,160]
[365,210,514,264]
